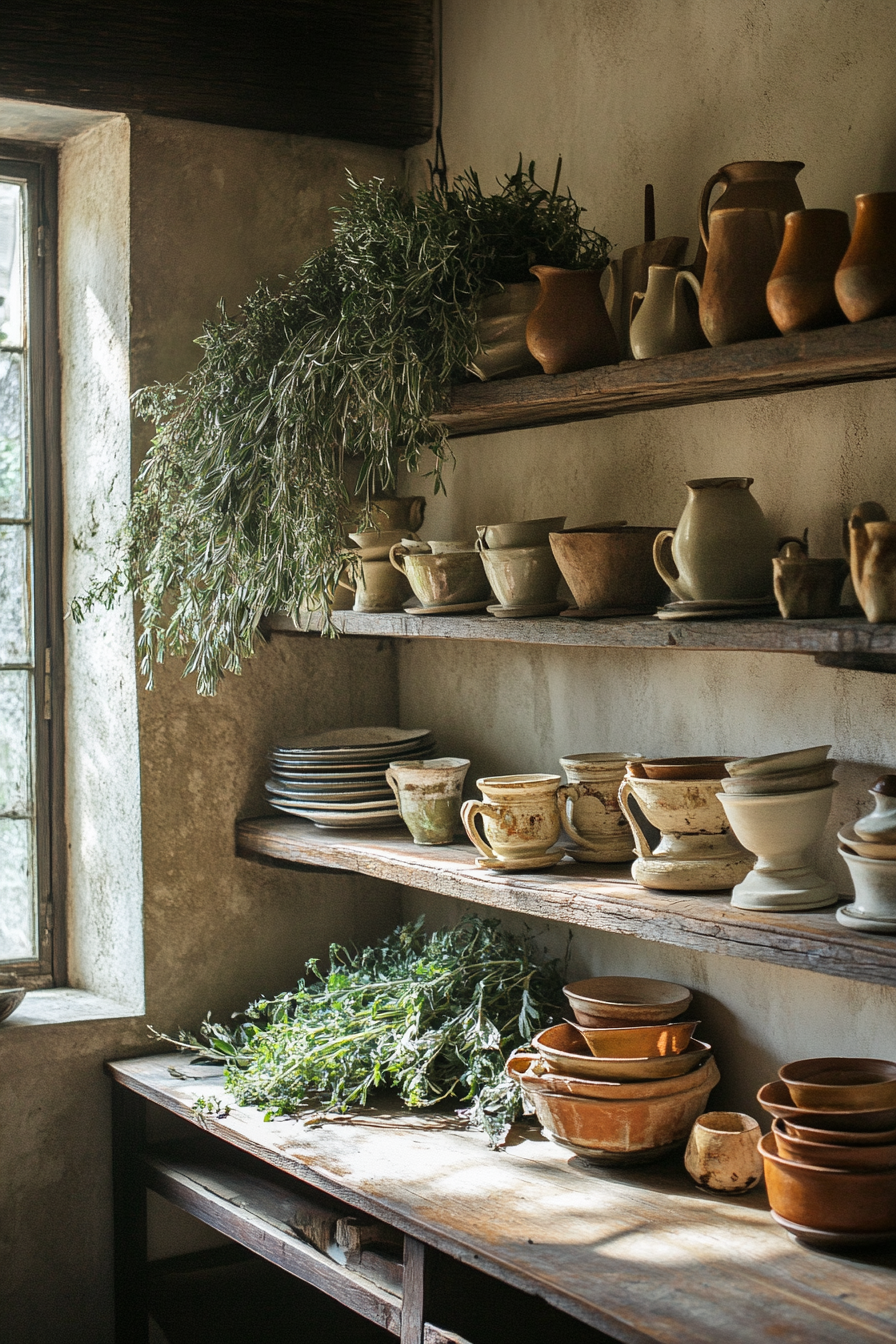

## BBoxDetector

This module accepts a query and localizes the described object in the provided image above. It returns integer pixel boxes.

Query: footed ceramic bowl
[719,785,837,911]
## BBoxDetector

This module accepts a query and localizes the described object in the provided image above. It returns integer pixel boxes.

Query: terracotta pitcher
[835,193,896,323]
[629,265,706,359]
[653,477,776,602]
[526,266,619,374]
[699,160,805,250]
[699,208,783,346]
[846,501,896,622]
[767,209,852,334]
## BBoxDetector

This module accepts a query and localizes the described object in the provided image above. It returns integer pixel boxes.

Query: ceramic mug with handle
[558,753,642,862]
[461,774,562,869]
[385,757,470,845]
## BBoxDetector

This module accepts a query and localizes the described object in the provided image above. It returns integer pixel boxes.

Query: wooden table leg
[400,1235,429,1344]
[111,1081,148,1344]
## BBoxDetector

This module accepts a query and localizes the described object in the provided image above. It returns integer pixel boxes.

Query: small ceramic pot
[389,545,491,608]
[684,1111,763,1194]
[835,192,896,323]
[461,774,561,869]
[855,775,896,843]
[478,544,561,609]
[766,208,851,334]
[338,558,412,612]
[773,545,848,619]
[837,847,896,933]
[618,773,753,892]
[557,753,641,862]
[385,757,469,846]
[847,504,896,622]
[760,1130,896,1236]
[476,517,567,550]
[699,207,783,346]
[719,785,837,912]
[467,282,541,381]
[549,527,671,611]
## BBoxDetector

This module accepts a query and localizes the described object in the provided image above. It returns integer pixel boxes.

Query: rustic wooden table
[109,1053,896,1344]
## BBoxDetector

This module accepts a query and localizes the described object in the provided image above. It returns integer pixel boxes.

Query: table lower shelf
[236,816,896,988]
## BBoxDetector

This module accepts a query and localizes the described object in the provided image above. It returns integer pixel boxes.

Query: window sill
[2,986,143,1030]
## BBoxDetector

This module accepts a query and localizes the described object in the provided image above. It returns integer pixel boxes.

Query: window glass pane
[0,818,36,961]
[0,182,24,348]
[0,524,31,663]
[0,670,31,816]
[0,351,26,518]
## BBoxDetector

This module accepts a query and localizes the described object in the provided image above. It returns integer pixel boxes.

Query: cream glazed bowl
[719,785,838,912]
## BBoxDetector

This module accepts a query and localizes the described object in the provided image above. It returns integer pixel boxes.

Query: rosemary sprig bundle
[160,915,565,1147]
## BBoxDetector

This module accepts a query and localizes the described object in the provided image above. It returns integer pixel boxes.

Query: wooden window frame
[0,140,65,988]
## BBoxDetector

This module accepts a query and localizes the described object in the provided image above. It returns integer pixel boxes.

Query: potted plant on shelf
[71,159,610,694]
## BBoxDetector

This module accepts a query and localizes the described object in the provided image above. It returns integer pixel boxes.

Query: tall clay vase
[699,160,805,251]
[526,266,619,374]
[835,193,896,323]
[699,208,783,346]
[767,209,852,334]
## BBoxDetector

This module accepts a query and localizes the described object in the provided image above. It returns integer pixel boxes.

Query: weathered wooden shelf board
[266,609,896,663]
[112,1055,896,1344]
[236,818,896,988]
[434,315,896,436]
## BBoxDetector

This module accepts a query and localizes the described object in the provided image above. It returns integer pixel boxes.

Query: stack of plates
[266,726,434,829]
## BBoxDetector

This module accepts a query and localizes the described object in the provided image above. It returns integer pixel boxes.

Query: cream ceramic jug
[652,477,776,602]
[629,266,705,360]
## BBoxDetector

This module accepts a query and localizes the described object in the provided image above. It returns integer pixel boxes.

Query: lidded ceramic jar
[653,477,776,602]
[854,775,896,843]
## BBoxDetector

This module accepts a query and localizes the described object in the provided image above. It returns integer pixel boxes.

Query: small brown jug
[526,266,619,374]
[766,209,851,334]
[699,208,783,346]
[846,501,896,623]
[835,193,896,323]
[699,160,805,250]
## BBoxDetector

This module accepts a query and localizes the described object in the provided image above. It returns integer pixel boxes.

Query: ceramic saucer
[838,823,896,861]
[560,605,656,620]
[770,1211,896,1249]
[657,603,778,621]
[566,845,634,865]
[836,903,896,934]
[661,596,776,610]
[474,851,565,871]
[402,600,491,616]
[486,601,567,619]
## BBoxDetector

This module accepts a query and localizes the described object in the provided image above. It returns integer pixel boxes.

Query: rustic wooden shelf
[236,817,896,989]
[111,1054,896,1344]
[433,315,896,437]
[267,610,896,674]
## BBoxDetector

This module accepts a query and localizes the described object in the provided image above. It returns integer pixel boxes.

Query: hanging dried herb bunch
[72,159,610,693]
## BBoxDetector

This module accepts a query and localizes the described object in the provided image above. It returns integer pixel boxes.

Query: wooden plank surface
[434,316,896,436]
[235,817,896,989]
[266,610,896,658]
[110,1055,896,1344]
[144,1153,402,1335]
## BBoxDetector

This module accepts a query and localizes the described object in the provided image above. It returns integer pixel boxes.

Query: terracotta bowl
[533,1022,711,1081]
[563,976,693,1027]
[569,1019,699,1060]
[726,745,831,778]
[548,526,671,612]
[757,1080,896,1132]
[507,1051,719,1100]
[778,1057,896,1111]
[772,1118,896,1170]
[759,1130,896,1233]
[635,756,731,781]
[781,1117,896,1147]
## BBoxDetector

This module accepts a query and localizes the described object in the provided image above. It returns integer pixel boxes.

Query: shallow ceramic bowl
[507,1051,719,1100]
[347,528,416,560]
[476,516,567,550]
[533,1023,711,1081]
[779,1057,896,1111]
[757,1080,896,1132]
[759,1130,896,1233]
[569,1019,699,1059]
[838,823,896,861]
[721,761,836,795]
[726,745,831,778]
[564,976,692,1027]
[781,1117,896,1147]
[0,987,25,1024]
[635,756,731,781]
[772,1118,896,1169]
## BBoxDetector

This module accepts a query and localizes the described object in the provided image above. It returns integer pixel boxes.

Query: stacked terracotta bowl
[507,976,719,1164]
[758,1056,896,1247]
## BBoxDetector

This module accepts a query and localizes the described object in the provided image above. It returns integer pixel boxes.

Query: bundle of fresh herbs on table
[161,915,565,1147]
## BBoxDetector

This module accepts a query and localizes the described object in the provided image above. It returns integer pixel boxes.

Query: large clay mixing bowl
[779,1057,896,1111]
[757,1080,896,1132]
[533,1022,711,1081]
[759,1130,896,1233]
[549,526,671,611]
[563,976,693,1027]
[772,1118,896,1170]
[570,1018,699,1059]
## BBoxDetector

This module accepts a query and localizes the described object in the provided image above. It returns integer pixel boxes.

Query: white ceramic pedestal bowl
[719,785,838,912]
[837,847,896,933]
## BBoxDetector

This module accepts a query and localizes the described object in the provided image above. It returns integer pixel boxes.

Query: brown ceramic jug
[846,502,896,623]
[699,208,783,346]
[835,193,896,323]
[526,266,619,374]
[767,209,851,334]
[698,160,805,250]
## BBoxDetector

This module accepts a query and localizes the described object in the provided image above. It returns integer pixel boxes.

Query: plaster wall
[399,0,896,1116]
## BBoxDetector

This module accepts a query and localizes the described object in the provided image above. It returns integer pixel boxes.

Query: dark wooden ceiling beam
[0,1,433,148]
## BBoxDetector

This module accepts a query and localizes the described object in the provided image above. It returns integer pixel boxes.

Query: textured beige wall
[398,0,896,1116]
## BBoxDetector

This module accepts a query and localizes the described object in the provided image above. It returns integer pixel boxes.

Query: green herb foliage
[71,160,610,694]
[159,915,565,1147]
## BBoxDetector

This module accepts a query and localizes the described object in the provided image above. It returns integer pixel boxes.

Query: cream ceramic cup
[684,1112,763,1194]
[385,758,469,846]
[558,753,642,862]
[461,774,562,867]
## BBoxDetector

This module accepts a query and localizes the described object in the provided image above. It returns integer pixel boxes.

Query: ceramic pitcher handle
[389,543,409,574]
[699,168,728,249]
[617,780,653,860]
[675,268,702,303]
[461,800,502,861]
[384,768,402,815]
[652,530,687,602]
[629,290,646,332]
[557,785,589,848]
